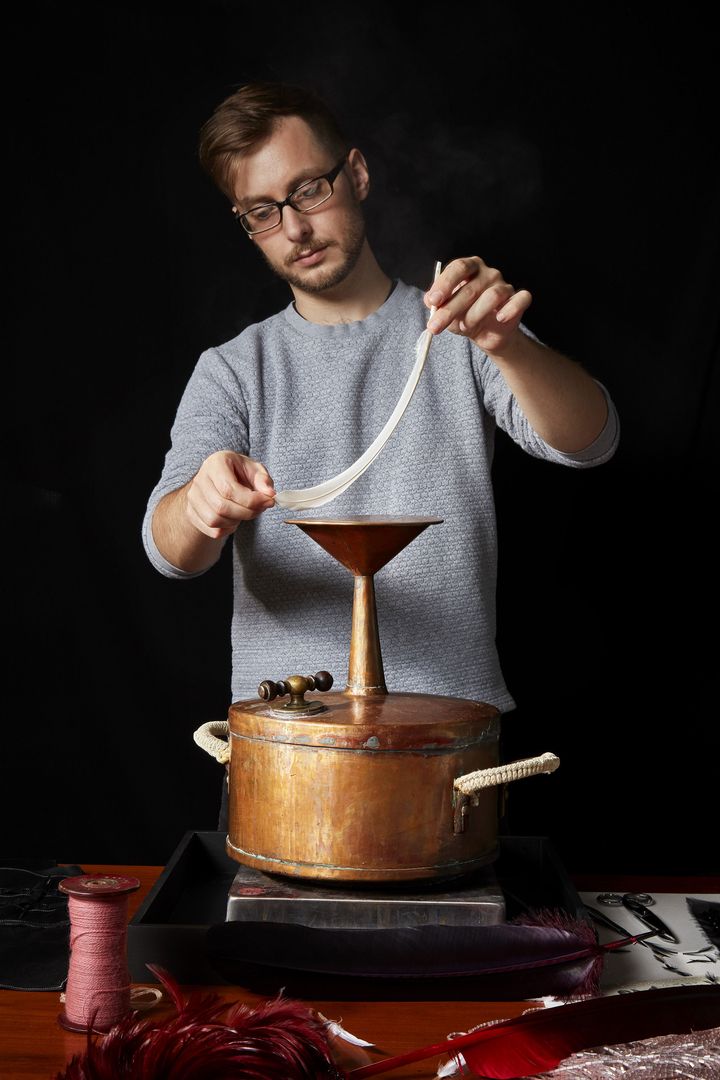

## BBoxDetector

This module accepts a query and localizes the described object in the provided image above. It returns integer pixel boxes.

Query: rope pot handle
[193,720,230,765]
[454,752,560,796]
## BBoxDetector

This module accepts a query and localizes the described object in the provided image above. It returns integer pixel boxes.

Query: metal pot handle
[454,752,560,795]
[193,720,230,765]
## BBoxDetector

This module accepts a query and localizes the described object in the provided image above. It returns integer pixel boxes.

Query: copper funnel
[285,516,442,696]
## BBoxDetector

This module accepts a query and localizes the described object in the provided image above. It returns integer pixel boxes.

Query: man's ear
[346,148,370,202]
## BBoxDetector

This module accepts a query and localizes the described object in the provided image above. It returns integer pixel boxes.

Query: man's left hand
[424,256,532,357]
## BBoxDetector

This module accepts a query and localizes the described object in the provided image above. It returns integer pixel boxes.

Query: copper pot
[225,685,502,882]
[195,518,559,884]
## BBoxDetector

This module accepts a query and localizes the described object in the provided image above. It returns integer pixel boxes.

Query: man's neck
[290,245,393,325]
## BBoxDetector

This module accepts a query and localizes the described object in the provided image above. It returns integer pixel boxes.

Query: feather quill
[348,984,720,1078]
[274,261,442,510]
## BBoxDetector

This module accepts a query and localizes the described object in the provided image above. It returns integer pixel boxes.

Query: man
[142,83,618,817]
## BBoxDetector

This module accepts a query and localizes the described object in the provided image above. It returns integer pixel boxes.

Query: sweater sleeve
[141,345,250,579]
[474,325,620,467]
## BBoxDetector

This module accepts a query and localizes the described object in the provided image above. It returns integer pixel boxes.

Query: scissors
[596,892,680,943]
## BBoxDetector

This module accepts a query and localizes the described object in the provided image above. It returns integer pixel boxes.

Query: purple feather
[206,908,625,999]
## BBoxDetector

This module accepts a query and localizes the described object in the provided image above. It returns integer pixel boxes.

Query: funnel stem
[346,573,387,696]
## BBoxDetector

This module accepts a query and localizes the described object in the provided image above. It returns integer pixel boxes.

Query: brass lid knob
[258,671,333,714]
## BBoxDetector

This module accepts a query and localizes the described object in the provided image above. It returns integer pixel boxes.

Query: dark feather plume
[55,964,342,1079]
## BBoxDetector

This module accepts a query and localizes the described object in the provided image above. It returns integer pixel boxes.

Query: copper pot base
[225,835,500,884]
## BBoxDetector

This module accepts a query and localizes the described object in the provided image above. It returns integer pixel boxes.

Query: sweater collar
[282,279,411,337]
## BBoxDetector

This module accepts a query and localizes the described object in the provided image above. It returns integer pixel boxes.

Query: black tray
[128,832,586,999]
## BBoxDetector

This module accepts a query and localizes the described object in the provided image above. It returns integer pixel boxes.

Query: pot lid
[228,690,500,751]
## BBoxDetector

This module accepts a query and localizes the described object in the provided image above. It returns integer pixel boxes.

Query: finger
[495,288,532,324]
[457,286,532,334]
[427,279,482,334]
[430,274,508,335]
[424,257,483,308]
[185,486,240,538]
[238,456,276,497]
[191,470,273,530]
[209,477,275,517]
[206,452,275,504]
[454,282,516,334]
[186,501,236,539]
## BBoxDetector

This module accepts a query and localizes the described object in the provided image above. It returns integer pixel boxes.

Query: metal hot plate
[225,859,505,930]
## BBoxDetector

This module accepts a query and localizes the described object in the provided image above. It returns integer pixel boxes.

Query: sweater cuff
[141,498,209,580]
[543,380,620,466]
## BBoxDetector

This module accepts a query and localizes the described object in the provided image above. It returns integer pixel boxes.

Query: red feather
[55,963,342,1079]
[348,985,720,1078]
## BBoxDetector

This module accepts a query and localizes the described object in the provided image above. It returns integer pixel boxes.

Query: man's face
[231,115,368,295]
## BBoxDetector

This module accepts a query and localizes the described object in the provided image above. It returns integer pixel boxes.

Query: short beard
[259,206,367,295]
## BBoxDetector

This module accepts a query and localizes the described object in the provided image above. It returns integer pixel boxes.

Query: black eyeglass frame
[233,155,349,235]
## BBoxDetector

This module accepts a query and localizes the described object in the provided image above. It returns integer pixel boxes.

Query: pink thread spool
[58,874,140,1033]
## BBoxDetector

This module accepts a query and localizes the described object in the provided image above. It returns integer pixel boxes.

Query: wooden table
[2,866,717,1079]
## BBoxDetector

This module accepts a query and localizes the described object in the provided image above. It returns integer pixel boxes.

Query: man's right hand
[184,450,276,538]
[151,451,276,573]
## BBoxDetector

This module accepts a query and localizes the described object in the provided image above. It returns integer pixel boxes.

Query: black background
[9,3,718,875]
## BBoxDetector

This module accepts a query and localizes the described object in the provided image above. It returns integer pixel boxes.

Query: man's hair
[198,81,348,202]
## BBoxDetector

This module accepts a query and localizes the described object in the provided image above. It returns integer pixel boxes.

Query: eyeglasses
[233,156,348,235]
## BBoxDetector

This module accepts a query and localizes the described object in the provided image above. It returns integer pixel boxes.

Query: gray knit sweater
[142,280,619,711]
